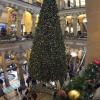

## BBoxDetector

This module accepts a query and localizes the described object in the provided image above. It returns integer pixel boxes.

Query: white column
[17,9,24,36]
[16,46,26,89]
[2,52,10,87]
[56,0,60,10]
[32,14,36,37]
[64,0,71,9]
[73,0,76,7]
[73,15,78,36]
[80,22,83,33]
[60,0,65,9]
[79,0,81,7]
[68,23,72,34]
[60,16,66,35]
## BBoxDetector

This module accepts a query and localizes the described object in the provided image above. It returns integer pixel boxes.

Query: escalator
[78,48,87,71]
[68,48,87,77]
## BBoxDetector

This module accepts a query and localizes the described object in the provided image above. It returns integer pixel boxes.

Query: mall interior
[0,0,86,88]
[1,0,99,99]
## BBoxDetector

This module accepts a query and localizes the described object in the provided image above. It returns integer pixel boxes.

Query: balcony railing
[0,34,33,44]
[0,0,40,13]
[17,0,41,7]
[0,33,87,47]
[63,31,87,40]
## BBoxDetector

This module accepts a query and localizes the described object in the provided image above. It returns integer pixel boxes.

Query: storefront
[0,23,7,36]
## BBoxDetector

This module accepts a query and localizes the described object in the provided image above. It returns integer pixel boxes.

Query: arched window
[76,0,80,7]
[80,0,85,7]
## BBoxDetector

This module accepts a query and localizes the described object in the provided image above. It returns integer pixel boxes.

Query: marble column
[60,0,65,10]
[2,52,10,87]
[60,16,66,35]
[32,14,36,37]
[73,0,76,7]
[56,0,60,10]
[78,17,84,34]
[73,15,78,36]
[79,0,81,7]
[17,9,23,36]
[64,0,68,9]
[69,23,72,34]
[86,0,100,63]
[80,22,83,34]
[17,45,26,89]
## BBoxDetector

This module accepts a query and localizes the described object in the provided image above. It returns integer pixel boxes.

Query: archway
[22,11,33,36]
[78,14,87,37]
[65,16,73,34]
[0,7,34,38]
[0,7,17,37]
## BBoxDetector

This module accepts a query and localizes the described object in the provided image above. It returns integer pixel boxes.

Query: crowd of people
[15,86,37,100]
[0,76,38,100]
[18,77,37,100]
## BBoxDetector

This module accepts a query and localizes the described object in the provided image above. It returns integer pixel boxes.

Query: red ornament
[57,89,67,97]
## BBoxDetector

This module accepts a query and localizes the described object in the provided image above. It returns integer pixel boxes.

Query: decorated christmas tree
[29,0,67,83]
[55,61,100,100]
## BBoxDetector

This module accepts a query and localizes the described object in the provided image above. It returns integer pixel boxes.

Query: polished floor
[0,92,52,100]
[0,70,52,100]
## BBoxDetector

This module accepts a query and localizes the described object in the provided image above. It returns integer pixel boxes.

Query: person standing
[32,91,37,100]
[26,77,31,87]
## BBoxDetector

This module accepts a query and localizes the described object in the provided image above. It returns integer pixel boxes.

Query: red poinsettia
[93,58,100,65]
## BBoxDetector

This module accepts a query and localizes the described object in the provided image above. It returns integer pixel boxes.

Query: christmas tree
[29,0,67,82]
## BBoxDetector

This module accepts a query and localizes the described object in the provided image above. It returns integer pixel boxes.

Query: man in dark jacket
[26,77,31,87]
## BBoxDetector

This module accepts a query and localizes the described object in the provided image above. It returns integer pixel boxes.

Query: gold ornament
[68,90,80,100]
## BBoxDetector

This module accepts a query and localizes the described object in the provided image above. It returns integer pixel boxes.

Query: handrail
[68,48,86,76]
[0,0,40,14]
[78,49,86,70]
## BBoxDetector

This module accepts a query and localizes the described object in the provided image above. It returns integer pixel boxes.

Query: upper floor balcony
[0,0,86,15]
[0,0,41,14]
[0,0,87,48]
